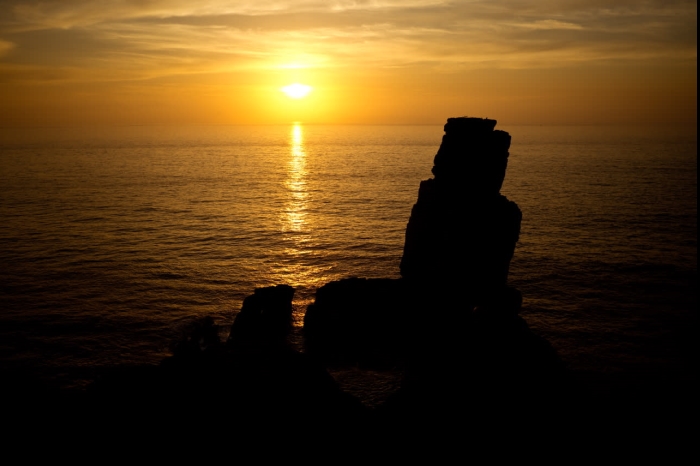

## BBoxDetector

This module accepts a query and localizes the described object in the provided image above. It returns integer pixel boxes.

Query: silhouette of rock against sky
[304,117,568,420]
[305,117,527,356]
[382,118,567,419]
[400,117,522,306]
[10,117,688,445]
[228,284,295,346]
[26,116,566,432]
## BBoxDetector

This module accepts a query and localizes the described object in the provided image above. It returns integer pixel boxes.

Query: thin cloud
[0,39,14,56]
[0,0,695,82]
[518,20,584,30]
[7,1,309,30]
[329,0,447,11]
[4,0,444,30]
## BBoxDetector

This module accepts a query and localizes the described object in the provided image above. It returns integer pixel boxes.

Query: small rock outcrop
[304,277,411,367]
[228,284,295,346]
[88,285,366,425]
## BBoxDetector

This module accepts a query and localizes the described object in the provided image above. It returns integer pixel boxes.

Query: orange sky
[0,1,696,126]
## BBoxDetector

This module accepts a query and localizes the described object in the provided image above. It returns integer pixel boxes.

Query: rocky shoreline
[10,117,672,442]
[81,117,574,423]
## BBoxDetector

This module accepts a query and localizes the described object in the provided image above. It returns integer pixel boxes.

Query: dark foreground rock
[303,278,572,421]
[3,118,692,452]
[304,277,412,367]
[85,286,366,425]
[85,117,572,426]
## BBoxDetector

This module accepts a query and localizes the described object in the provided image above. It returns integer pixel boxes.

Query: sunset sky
[0,0,696,126]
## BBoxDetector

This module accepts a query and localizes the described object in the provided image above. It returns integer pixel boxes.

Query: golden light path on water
[279,123,332,327]
[285,123,308,233]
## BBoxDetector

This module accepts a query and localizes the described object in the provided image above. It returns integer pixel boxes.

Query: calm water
[0,124,696,391]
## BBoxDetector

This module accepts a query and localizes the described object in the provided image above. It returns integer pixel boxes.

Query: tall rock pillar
[400,117,521,309]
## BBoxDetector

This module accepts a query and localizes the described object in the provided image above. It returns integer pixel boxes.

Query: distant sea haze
[0,124,696,390]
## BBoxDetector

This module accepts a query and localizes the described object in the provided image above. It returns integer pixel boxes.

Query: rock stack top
[431,117,512,196]
[444,116,497,132]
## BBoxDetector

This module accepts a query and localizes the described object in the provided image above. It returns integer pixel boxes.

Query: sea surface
[0,124,696,398]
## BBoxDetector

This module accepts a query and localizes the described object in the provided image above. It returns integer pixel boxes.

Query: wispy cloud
[517,20,584,30]
[0,39,14,57]
[0,0,695,125]
[5,0,449,30]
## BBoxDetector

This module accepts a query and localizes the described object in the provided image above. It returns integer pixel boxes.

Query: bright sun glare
[281,83,313,99]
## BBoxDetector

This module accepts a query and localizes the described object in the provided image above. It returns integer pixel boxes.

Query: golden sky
[0,0,696,126]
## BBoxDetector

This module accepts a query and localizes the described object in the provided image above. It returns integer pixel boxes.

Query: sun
[281,83,313,99]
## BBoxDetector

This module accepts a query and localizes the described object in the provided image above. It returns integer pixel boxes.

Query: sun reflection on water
[277,122,329,320]
[284,123,308,233]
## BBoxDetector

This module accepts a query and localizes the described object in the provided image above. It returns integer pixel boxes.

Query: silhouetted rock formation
[305,118,525,355]
[87,285,366,426]
[400,117,521,307]
[228,284,295,346]
[81,117,569,430]
[303,117,570,420]
[304,277,411,367]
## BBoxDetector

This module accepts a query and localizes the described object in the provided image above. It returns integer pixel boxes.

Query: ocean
[0,124,696,397]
